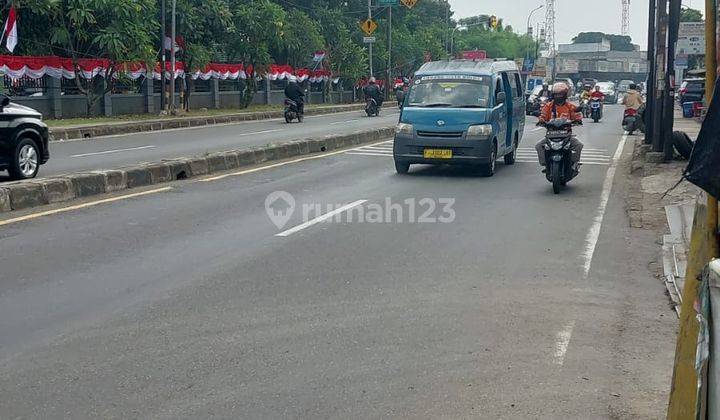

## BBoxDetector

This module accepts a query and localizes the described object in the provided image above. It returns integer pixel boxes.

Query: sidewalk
[49,102,373,141]
[625,107,703,315]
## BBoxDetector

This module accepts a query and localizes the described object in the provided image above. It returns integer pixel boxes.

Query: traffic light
[489,15,498,29]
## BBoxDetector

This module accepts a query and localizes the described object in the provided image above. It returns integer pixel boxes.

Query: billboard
[677,22,705,55]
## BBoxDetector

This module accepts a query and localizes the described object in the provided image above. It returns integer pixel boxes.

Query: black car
[678,78,705,104]
[0,95,49,180]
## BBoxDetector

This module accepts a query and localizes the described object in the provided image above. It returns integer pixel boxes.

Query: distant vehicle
[617,80,634,93]
[0,95,49,180]
[589,97,603,122]
[582,78,598,90]
[526,85,549,116]
[678,78,705,104]
[394,60,526,176]
[283,99,303,123]
[525,76,545,98]
[538,117,583,194]
[595,81,617,104]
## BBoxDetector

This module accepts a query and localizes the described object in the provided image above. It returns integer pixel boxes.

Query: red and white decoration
[0,55,331,83]
[2,7,18,53]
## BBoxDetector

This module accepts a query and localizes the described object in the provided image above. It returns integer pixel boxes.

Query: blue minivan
[393,60,525,176]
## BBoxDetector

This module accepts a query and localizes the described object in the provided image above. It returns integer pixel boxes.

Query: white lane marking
[275,200,367,237]
[0,187,173,227]
[514,160,609,166]
[581,134,627,278]
[330,119,360,125]
[553,321,576,366]
[346,152,393,157]
[238,129,282,136]
[531,127,544,132]
[199,139,392,182]
[71,145,156,158]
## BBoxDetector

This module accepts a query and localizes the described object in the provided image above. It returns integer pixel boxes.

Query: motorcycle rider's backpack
[684,82,720,198]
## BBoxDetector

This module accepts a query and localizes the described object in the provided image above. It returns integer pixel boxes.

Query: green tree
[572,32,635,51]
[680,7,703,22]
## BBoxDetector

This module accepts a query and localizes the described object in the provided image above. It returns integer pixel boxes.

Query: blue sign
[523,58,535,72]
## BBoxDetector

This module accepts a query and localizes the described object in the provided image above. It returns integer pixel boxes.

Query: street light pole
[526,5,544,63]
[169,0,177,115]
[159,0,166,112]
[367,0,373,77]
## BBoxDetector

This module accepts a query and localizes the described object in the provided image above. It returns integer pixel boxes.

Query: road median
[50,102,380,141]
[0,126,395,213]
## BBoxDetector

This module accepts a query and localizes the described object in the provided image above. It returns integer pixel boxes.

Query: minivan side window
[513,73,523,97]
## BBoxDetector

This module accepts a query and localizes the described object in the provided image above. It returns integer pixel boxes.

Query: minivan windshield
[407,76,492,108]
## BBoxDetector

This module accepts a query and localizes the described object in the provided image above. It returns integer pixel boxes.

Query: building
[550,42,649,83]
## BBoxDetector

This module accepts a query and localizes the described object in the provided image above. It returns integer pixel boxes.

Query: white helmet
[288,75,298,83]
[369,77,376,84]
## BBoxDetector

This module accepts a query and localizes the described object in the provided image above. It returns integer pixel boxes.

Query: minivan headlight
[467,124,493,139]
[396,123,413,135]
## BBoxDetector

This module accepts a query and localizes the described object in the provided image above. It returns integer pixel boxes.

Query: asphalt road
[37,108,400,177]
[0,106,675,419]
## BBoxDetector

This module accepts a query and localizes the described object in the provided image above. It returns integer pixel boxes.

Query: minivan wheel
[504,140,517,165]
[395,160,410,174]
[481,143,497,177]
[9,138,40,180]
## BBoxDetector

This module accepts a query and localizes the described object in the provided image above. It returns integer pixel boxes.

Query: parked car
[581,78,598,90]
[0,95,49,180]
[595,81,617,104]
[678,78,705,104]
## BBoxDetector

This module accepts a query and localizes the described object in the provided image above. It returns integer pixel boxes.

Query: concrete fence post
[265,77,271,105]
[144,71,154,114]
[211,79,220,109]
[46,76,62,119]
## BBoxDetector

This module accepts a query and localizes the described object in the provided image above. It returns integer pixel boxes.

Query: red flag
[3,6,17,53]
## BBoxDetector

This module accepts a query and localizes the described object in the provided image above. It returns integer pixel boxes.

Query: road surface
[32,108,399,178]
[0,106,675,419]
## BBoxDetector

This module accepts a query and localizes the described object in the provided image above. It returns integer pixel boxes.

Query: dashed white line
[581,134,628,278]
[275,200,367,237]
[71,145,156,158]
[553,321,576,366]
[238,129,283,136]
[330,119,360,125]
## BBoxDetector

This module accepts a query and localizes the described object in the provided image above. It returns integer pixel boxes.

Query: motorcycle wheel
[298,114,303,123]
[284,114,292,123]
[593,115,599,123]
[551,161,562,194]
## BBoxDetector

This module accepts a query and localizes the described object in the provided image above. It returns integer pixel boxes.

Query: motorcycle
[284,99,303,123]
[526,95,549,117]
[580,98,590,118]
[539,118,583,194]
[365,98,380,117]
[589,98,603,122]
[622,104,646,135]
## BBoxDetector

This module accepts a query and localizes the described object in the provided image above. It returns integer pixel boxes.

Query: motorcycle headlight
[395,123,413,135]
[467,124,493,139]
[550,141,564,150]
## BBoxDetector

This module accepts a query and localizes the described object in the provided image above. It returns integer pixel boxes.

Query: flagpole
[169,0,176,115]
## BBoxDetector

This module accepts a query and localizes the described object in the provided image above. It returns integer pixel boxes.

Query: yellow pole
[667,3,720,417]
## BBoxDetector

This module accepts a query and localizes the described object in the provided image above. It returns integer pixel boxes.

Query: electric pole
[651,0,668,153]
[160,0,166,112]
[545,0,556,80]
[645,0,657,145]
[387,5,392,94]
[662,0,682,160]
[169,0,177,115]
[368,0,373,77]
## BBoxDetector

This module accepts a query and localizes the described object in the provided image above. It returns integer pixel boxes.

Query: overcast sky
[447,0,702,50]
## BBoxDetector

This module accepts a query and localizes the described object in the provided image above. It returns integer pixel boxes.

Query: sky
[447,0,699,50]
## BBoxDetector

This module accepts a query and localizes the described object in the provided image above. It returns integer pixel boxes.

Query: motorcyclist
[363,77,383,107]
[538,82,552,99]
[284,76,305,115]
[589,85,605,101]
[535,82,584,170]
[622,83,644,110]
[395,78,409,106]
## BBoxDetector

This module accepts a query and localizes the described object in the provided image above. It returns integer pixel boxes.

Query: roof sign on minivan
[420,75,488,82]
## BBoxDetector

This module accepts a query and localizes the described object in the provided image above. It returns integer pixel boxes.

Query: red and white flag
[3,6,17,53]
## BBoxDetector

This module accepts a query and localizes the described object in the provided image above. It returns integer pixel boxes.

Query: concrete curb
[1,126,395,214]
[49,102,395,141]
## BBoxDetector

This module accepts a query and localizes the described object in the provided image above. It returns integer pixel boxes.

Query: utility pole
[387,5,392,96]
[662,0,682,160]
[160,0,166,112]
[545,0,556,80]
[645,0,657,145]
[169,0,177,115]
[651,0,668,153]
[368,0,373,77]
